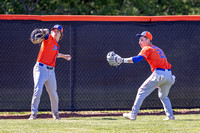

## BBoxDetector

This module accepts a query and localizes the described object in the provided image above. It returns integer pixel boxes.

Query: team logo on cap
[54,25,59,28]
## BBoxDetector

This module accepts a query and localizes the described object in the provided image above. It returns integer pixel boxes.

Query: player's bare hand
[63,54,71,61]
[57,53,71,61]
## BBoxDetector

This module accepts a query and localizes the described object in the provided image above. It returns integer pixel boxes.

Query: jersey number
[157,49,166,58]
[53,45,58,51]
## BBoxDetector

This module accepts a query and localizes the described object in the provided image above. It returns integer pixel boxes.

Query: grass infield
[0,114,200,133]
[0,109,199,132]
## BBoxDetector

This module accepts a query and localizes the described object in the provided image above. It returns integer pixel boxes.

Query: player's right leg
[29,63,48,120]
[123,72,160,120]
[158,72,175,120]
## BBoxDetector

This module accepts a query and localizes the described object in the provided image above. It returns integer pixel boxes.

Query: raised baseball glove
[106,51,122,66]
[30,28,49,44]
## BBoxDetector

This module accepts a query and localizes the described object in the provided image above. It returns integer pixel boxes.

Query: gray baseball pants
[31,62,58,114]
[132,69,175,117]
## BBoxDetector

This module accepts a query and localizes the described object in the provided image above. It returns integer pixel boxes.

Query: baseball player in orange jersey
[122,31,175,120]
[29,25,71,120]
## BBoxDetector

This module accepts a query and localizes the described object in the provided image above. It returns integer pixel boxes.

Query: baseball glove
[30,28,49,44]
[106,51,122,66]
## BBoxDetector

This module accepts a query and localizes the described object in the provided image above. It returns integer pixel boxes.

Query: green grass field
[0,114,200,133]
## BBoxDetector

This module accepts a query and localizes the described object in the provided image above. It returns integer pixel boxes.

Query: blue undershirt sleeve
[44,34,49,40]
[132,55,144,63]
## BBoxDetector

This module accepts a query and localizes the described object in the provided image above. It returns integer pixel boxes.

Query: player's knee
[137,93,147,101]
[159,95,168,100]
[51,93,58,100]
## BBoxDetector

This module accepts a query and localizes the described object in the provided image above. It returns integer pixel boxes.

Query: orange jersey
[36,34,59,67]
[139,45,171,72]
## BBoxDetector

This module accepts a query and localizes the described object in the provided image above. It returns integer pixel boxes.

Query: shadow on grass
[0,113,122,119]
[176,119,200,121]
[102,118,118,120]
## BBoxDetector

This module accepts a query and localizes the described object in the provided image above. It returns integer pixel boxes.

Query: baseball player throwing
[107,31,175,120]
[29,25,71,120]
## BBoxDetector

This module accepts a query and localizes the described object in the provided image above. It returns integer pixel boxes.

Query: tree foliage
[1,0,200,15]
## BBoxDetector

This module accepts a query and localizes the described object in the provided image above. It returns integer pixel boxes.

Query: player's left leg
[158,77,175,119]
[45,70,59,119]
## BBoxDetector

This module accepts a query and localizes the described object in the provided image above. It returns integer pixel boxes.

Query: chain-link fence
[1,20,200,111]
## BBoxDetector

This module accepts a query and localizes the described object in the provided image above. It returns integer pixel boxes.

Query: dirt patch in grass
[0,109,199,119]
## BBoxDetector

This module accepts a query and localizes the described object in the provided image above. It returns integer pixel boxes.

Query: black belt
[156,68,170,71]
[39,63,54,70]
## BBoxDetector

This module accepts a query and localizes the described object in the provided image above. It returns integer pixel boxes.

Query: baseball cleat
[52,112,60,120]
[123,112,136,120]
[28,113,37,120]
[163,116,175,121]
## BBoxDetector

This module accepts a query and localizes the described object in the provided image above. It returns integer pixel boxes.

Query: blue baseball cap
[51,24,63,34]
[136,31,153,40]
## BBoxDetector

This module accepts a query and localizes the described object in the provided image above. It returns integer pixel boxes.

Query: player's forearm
[122,55,144,63]
[57,53,68,58]
[57,53,63,58]
[122,57,133,63]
